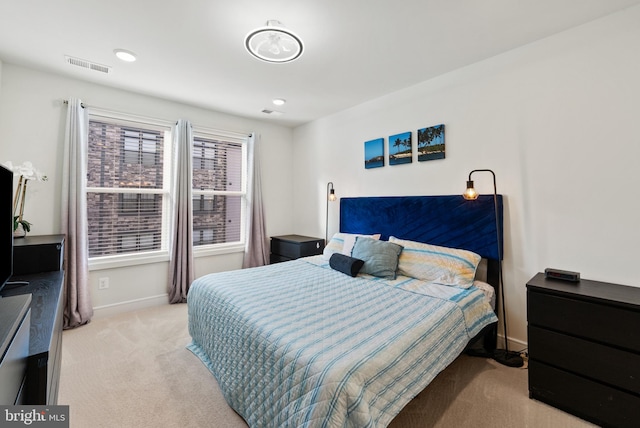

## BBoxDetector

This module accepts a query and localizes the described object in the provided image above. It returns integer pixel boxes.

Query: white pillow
[473,280,496,309]
[389,236,481,288]
[322,233,381,260]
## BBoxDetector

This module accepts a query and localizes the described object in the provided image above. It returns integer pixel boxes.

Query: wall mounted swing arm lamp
[463,169,523,368]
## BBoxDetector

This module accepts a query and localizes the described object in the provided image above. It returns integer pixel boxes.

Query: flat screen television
[0,164,13,293]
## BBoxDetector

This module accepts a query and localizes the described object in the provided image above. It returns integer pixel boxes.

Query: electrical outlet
[98,277,109,290]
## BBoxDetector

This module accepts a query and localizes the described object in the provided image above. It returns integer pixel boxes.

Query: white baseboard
[498,334,528,353]
[92,294,168,319]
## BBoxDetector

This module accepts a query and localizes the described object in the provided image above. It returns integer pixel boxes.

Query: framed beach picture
[388,131,412,165]
[364,138,384,169]
[417,124,445,162]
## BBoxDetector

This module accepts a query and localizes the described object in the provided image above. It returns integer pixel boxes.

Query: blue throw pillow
[351,237,403,279]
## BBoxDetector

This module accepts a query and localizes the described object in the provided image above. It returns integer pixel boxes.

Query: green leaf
[13,216,32,232]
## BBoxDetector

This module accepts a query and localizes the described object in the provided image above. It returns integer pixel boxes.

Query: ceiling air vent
[261,109,283,116]
[65,55,112,74]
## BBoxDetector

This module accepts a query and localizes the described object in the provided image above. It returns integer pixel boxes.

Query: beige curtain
[242,134,269,268]
[61,98,93,329]
[168,119,194,303]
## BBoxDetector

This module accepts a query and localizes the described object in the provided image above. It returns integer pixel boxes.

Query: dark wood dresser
[1,234,65,405]
[270,235,324,263]
[527,272,640,428]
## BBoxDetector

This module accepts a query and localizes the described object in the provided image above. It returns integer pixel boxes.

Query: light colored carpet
[59,304,595,428]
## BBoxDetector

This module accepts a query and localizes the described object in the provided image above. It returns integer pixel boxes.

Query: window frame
[86,110,250,270]
[86,109,174,270]
[191,127,249,256]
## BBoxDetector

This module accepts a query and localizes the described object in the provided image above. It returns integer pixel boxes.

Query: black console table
[1,234,65,405]
[527,273,640,428]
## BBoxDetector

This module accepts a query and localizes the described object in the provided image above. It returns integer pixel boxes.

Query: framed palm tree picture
[417,124,445,161]
[389,131,412,165]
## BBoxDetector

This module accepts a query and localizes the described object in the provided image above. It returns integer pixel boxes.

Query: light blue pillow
[351,237,403,279]
[322,232,381,260]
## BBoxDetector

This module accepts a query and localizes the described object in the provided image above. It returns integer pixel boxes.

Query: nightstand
[270,235,324,263]
[527,273,640,428]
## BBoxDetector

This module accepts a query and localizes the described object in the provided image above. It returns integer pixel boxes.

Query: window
[86,111,249,264]
[191,132,247,248]
[86,115,171,259]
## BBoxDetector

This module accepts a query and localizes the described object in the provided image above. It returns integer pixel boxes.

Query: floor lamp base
[492,349,524,367]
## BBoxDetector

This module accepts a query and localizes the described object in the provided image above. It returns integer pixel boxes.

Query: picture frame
[364,138,385,169]
[388,131,412,165]
[417,124,445,162]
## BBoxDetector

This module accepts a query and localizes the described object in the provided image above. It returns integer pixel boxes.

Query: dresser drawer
[0,296,31,405]
[527,290,640,353]
[529,325,640,395]
[529,360,640,428]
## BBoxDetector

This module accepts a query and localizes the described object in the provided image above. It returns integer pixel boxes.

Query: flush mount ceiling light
[272,98,286,106]
[114,49,137,62]
[245,20,303,63]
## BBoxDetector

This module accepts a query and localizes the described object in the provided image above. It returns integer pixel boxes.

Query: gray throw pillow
[351,237,403,279]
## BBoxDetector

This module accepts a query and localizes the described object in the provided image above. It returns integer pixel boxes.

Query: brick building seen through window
[87,118,244,258]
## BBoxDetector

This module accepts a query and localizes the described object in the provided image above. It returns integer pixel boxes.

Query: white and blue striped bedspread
[187,256,497,428]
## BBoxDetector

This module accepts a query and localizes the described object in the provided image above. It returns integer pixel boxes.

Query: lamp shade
[245,20,304,63]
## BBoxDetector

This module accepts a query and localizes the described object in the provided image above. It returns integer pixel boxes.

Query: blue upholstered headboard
[339,195,503,261]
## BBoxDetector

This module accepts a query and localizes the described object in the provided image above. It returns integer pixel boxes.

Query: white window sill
[89,251,170,271]
[194,242,245,257]
[89,243,245,271]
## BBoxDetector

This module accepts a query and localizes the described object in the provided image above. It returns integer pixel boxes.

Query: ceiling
[1,0,639,128]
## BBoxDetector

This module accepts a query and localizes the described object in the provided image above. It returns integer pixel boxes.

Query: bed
[187,195,502,427]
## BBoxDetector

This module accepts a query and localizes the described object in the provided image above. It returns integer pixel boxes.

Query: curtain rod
[63,99,85,108]
[62,100,251,137]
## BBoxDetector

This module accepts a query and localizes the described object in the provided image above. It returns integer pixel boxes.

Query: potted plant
[3,161,48,237]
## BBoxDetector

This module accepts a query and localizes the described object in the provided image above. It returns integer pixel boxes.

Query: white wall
[0,64,294,314]
[292,6,640,348]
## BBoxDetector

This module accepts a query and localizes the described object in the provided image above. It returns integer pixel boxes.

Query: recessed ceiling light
[272,98,286,106]
[114,49,137,62]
